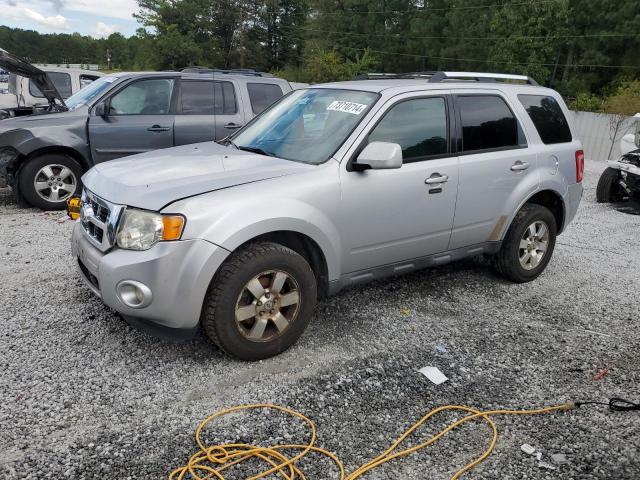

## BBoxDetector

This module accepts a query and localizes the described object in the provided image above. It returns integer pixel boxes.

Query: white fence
[571,111,637,161]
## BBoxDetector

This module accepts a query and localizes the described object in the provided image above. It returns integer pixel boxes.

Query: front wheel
[18,153,83,210]
[494,204,557,283]
[202,242,317,360]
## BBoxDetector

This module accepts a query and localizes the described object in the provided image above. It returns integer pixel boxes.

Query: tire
[202,241,317,361]
[18,153,83,210]
[596,167,626,203]
[494,204,557,283]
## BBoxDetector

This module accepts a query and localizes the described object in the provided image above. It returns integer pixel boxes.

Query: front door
[89,78,176,163]
[340,95,459,274]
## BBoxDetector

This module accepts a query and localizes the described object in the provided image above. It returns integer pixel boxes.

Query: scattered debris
[520,444,536,456]
[400,307,410,317]
[593,365,613,381]
[57,217,67,223]
[435,344,447,354]
[539,460,557,470]
[418,366,448,385]
[551,453,568,465]
[536,452,543,461]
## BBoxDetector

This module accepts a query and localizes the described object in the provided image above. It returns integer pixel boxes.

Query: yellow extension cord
[169,402,577,480]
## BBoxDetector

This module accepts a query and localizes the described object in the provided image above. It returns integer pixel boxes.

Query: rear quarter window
[247,82,284,114]
[518,94,572,144]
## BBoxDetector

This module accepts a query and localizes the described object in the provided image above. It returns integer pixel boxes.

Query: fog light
[116,280,153,309]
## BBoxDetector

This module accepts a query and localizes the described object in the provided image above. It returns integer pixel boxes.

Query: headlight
[116,208,185,250]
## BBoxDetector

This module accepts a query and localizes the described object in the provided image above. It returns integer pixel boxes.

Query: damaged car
[596,116,640,203]
[0,49,102,120]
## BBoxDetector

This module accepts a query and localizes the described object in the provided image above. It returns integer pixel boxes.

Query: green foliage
[603,81,640,116]
[568,93,603,113]
[0,0,638,97]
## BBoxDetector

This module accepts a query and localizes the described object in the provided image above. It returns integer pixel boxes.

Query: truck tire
[494,204,557,283]
[596,167,625,203]
[18,153,83,210]
[202,242,317,361]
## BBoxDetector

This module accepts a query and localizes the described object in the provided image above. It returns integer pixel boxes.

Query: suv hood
[83,142,314,211]
[0,49,67,110]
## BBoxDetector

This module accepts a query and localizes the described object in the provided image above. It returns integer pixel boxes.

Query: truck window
[457,95,526,152]
[518,94,572,144]
[180,81,215,115]
[368,97,448,163]
[79,74,100,89]
[214,81,237,115]
[247,83,284,114]
[109,79,174,115]
[30,72,72,99]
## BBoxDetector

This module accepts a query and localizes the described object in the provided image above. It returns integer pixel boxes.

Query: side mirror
[93,102,107,117]
[354,142,403,170]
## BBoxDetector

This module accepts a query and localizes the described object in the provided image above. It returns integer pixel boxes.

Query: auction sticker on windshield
[327,100,368,115]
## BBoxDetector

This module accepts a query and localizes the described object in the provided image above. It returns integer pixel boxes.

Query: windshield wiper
[235,145,276,157]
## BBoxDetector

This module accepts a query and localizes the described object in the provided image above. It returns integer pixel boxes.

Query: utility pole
[106,49,112,71]
[239,2,245,69]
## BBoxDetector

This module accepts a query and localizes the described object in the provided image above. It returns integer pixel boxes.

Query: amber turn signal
[162,215,185,241]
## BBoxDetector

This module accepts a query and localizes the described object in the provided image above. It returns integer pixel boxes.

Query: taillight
[575,150,585,183]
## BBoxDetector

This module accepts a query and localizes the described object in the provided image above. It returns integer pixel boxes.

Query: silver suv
[71,71,584,360]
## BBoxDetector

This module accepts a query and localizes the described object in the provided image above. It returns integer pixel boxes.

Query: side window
[109,79,174,115]
[518,94,572,144]
[79,74,99,90]
[457,95,526,152]
[214,81,237,115]
[247,82,284,114]
[180,81,215,115]
[30,72,72,98]
[368,97,448,162]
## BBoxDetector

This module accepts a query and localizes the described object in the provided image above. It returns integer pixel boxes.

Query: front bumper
[0,147,19,188]
[71,222,230,333]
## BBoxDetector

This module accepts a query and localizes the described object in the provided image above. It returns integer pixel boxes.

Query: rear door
[88,77,177,163]
[174,79,216,145]
[213,80,244,140]
[448,92,539,249]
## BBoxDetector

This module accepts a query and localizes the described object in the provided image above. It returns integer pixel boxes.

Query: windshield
[231,88,379,164]
[65,76,118,110]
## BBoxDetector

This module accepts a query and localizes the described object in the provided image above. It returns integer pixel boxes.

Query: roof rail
[428,71,538,85]
[181,66,273,77]
[355,71,438,80]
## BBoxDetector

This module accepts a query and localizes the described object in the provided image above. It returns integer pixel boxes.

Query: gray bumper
[71,222,230,331]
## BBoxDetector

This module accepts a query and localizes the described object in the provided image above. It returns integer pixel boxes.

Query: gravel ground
[1,159,639,479]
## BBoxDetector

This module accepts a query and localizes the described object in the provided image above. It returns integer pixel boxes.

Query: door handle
[425,174,449,184]
[224,123,242,129]
[147,125,170,132]
[510,161,530,171]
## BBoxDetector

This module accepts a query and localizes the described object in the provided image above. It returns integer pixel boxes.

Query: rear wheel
[18,153,83,210]
[494,204,557,283]
[596,167,626,203]
[202,242,317,360]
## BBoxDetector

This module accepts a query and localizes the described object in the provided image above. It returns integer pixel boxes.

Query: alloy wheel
[33,164,77,203]
[519,220,550,270]
[234,270,301,342]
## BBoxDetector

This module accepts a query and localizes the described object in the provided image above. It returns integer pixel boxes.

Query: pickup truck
[0,65,298,209]
[0,50,102,120]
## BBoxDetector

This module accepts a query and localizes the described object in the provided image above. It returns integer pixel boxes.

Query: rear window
[29,72,72,99]
[247,82,284,114]
[457,95,526,152]
[518,94,572,144]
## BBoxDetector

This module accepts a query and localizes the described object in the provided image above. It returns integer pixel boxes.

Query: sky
[0,0,140,38]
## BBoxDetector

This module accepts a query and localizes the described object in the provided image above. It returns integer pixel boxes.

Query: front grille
[80,189,125,252]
